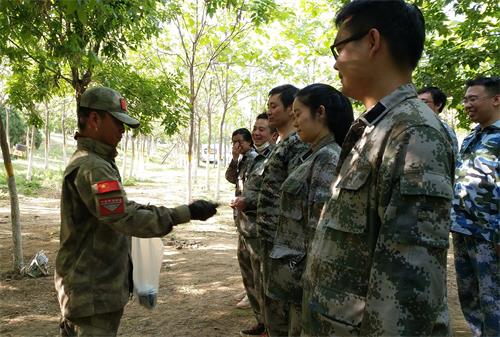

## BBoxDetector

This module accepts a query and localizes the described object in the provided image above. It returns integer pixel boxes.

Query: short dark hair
[268,84,299,108]
[335,0,425,71]
[295,83,354,145]
[255,112,277,133]
[466,76,500,96]
[77,106,107,131]
[256,112,268,120]
[232,128,253,146]
[418,86,447,112]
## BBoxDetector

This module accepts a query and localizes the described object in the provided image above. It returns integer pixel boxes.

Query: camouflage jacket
[451,120,500,244]
[225,148,258,234]
[266,134,340,303]
[302,84,454,337]
[439,118,459,157]
[238,145,274,238]
[256,132,309,243]
[55,137,190,319]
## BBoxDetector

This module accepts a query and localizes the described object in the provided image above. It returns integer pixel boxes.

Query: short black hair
[335,0,425,71]
[77,106,107,131]
[232,128,253,146]
[255,112,277,133]
[256,112,268,120]
[268,84,299,108]
[295,83,354,145]
[418,86,447,113]
[466,76,500,96]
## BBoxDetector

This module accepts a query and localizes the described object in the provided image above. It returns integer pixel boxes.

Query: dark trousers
[60,309,124,337]
[238,235,264,324]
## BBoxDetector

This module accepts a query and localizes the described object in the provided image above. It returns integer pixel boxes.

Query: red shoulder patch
[96,180,121,194]
[99,197,125,216]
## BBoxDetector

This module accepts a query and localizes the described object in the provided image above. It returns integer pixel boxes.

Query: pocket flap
[400,171,453,199]
[282,177,306,195]
[269,245,305,261]
[336,165,370,191]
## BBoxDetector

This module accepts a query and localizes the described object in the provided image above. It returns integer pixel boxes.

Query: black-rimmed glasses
[330,30,370,59]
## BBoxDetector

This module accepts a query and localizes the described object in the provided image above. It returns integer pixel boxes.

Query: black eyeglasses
[330,30,370,59]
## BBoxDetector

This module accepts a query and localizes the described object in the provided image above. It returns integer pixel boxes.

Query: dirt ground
[0,173,471,337]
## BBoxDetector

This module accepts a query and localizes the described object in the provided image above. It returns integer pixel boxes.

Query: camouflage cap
[80,87,140,128]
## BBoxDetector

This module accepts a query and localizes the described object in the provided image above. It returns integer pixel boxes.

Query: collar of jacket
[76,137,118,160]
[358,83,418,127]
[311,133,336,153]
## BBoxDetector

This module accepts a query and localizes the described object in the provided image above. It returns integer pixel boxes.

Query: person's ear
[367,28,382,58]
[87,111,101,131]
[317,105,327,122]
[492,94,500,107]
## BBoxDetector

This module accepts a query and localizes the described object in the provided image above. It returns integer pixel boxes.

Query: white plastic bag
[131,237,164,310]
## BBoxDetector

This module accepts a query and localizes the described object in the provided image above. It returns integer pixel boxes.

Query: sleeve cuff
[172,205,191,225]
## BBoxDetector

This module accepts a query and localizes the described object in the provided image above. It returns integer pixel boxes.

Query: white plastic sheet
[131,237,164,310]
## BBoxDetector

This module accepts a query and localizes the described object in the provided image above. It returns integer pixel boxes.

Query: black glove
[188,200,219,221]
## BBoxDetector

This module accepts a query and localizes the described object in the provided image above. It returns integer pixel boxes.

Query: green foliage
[0,166,62,196]
[415,0,500,128]
[0,106,25,145]
[95,60,189,136]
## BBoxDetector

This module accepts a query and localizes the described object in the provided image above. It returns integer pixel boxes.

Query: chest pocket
[325,157,371,234]
[281,176,306,221]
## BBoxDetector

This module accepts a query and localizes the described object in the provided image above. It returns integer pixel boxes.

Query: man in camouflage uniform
[451,76,499,337]
[231,113,275,336]
[302,1,454,336]
[418,86,459,155]
[256,85,309,337]
[55,87,218,337]
[225,127,257,310]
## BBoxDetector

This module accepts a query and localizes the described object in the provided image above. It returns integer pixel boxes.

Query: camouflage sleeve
[306,150,338,244]
[225,159,238,184]
[74,164,191,238]
[241,158,266,211]
[360,126,453,336]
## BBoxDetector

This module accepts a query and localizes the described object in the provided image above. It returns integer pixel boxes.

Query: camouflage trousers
[261,240,290,337]
[453,233,500,337]
[238,235,264,324]
[59,309,123,337]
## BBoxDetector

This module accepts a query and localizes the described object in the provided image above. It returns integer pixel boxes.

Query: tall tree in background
[163,0,275,201]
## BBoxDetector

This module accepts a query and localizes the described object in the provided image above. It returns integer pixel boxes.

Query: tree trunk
[196,116,202,169]
[121,130,128,180]
[129,135,135,178]
[187,97,195,202]
[44,102,50,170]
[6,107,10,150]
[26,125,35,181]
[193,118,198,185]
[0,113,23,272]
[205,110,212,192]
[61,102,67,166]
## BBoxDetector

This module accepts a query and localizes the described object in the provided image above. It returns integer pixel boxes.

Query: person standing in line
[418,86,459,155]
[266,83,353,336]
[451,76,499,337]
[256,84,309,337]
[231,113,276,337]
[225,128,258,309]
[301,1,454,336]
[55,86,218,337]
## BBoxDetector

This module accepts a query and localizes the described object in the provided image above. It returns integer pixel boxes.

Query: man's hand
[230,197,247,211]
[188,200,219,221]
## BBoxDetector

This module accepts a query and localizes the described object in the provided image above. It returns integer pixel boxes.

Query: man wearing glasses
[451,76,499,337]
[301,1,454,336]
